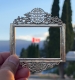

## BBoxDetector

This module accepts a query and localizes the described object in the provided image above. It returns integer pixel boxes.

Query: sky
[0,0,75,41]
[16,27,49,41]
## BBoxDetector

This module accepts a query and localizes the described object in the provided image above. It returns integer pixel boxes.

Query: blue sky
[0,0,75,40]
[16,27,49,41]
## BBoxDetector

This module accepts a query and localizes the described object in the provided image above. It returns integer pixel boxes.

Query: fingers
[1,54,19,74]
[0,52,30,80]
[15,68,30,79]
[0,52,10,65]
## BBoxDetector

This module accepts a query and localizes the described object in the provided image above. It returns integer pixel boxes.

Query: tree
[20,48,27,58]
[49,0,65,78]
[27,44,34,58]
[59,0,74,78]
[20,43,40,58]
[61,0,74,53]
[72,32,75,51]
[26,43,40,74]
[46,0,60,58]
[35,44,40,58]
[27,43,40,58]
[43,0,63,78]
[43,36,49,57]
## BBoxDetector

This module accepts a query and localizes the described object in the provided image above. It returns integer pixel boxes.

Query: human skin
[0,52,30,80]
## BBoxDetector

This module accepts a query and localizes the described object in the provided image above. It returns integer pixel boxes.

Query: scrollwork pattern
[20,62,60,73]
[13,8,63,25]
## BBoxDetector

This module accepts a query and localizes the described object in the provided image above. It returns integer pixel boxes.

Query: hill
[0,39,44,56]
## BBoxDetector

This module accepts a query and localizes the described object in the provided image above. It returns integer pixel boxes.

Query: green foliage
[72,40,75,51]
[20,48,27,58]
[40,48,46,58]
[61,0,74,52]
[51,0,60,17]
[43,36,49,57]
[20,43,40,58]
[59,0,74,78]
[65,62,75,77]
[72,32,75,51]
[73,74,75,78]
[27,43,40,58]
[45,0,60,58]
[43,0,74,78]
[48,27,60,58]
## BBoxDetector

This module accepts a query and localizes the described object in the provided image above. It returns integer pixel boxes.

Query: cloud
[72,24,75,27]
[44,32,49,37]
[16,35,32,41]
[16,32,49,41]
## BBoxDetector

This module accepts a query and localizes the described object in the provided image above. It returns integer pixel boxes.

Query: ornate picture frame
[10,8,66,72]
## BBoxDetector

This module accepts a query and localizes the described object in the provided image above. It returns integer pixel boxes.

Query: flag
[32,37,40,43]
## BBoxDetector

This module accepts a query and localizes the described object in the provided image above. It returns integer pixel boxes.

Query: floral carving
[13,8,63,25]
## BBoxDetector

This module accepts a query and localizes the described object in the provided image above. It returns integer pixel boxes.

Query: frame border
[10,23,66,63]
[10,8,66,72]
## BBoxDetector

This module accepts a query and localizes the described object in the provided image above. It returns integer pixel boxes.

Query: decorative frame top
[10,8,66,73]
[13,8,63,25]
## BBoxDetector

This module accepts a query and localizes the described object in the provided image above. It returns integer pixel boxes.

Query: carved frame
[10,8,66,72]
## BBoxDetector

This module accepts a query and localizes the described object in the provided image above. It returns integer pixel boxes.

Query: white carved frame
[10,8,66,72]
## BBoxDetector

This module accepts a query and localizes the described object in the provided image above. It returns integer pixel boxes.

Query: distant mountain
[0,39,44,56]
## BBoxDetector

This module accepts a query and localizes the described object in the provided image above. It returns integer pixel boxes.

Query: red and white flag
[32,37,40,43]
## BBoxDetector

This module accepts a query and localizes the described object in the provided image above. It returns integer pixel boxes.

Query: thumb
[1,54,19,74]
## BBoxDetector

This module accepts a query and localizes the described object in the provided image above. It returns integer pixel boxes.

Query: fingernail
[8,55,19,66]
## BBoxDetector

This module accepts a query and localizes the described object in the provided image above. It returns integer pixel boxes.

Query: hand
[0,52,30,80]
